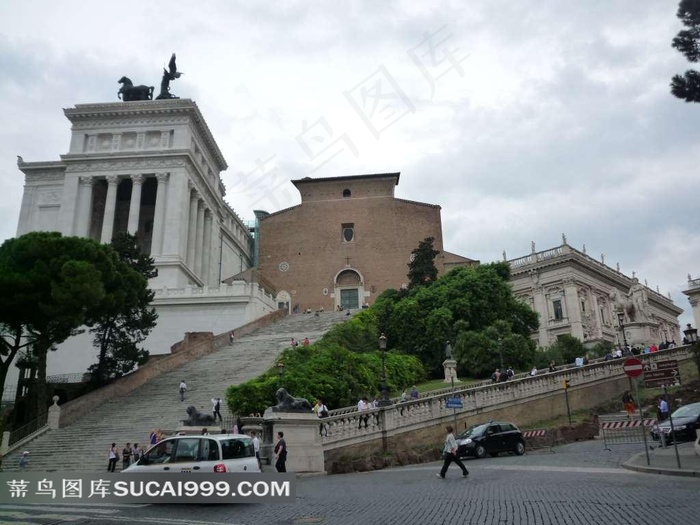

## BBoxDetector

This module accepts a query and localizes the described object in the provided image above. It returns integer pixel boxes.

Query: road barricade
[522,429,554,453]
[598,414,656,450]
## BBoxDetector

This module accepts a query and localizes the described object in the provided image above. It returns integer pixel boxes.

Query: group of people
[290,337,311,347]
[107,441,145,472]
[491,368,515,383]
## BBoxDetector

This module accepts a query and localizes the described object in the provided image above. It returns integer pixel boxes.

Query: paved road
[1,440,698,524]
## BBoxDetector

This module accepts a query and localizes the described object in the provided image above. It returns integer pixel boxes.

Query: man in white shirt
[179,380,187,401]
[357,397,370,429]
[250,431,261,470]
[211,397,223,422]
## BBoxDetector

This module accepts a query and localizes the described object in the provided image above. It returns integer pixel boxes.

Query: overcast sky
[0,0,697,327]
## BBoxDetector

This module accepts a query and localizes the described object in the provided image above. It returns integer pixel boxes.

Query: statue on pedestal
[156,53,183,100]
[271,388,313,412]
[182,405,215,426]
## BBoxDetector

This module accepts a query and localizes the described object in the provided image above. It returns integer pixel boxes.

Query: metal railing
[8,413,49,447]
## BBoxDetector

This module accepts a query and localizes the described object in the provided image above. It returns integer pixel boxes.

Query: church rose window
[278,261,290,272]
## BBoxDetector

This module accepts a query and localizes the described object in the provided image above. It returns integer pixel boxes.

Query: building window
[342,189,351,198]
[552,299,564,321]
[342,223,354,242]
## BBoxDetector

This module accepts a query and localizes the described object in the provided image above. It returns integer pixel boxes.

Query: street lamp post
[683,323,699,376]
[276,362,285,388]
[617,311,628,350]
[377,334,392,407]
[446,341,458,430]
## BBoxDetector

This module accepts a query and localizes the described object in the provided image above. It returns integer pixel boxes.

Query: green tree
[87,233,158,385]
[454,320,536,378]
[407,237,439,289]
[382,262,539,375]
[0,233,115,417]
[671,0,700,102]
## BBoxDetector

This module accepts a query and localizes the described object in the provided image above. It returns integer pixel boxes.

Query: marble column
[57,173,81,236]
[151,173,169,256]
[194,200,205,277]
[186,189,198,269]
[127,174,144,234]
[202,210,213,286]
[77,176,95,238]
[100,175,119,243]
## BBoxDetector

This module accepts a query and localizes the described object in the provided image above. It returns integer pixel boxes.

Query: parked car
[456,421,526,459]
[650,402,700,444]
[124,434,260,473]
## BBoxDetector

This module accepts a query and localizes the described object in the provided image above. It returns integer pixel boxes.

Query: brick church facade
[256,173,476,312]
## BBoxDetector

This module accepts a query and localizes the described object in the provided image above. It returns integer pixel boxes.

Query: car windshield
[457,423,489,439]
[672,404,700,418]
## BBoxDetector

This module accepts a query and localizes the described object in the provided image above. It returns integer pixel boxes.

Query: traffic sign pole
[663,385,682,469]
[633,377,651,466]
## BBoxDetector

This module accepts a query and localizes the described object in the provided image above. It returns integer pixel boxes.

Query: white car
[125,434,260,473]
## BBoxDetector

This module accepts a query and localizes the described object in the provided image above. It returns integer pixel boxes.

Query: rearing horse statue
[118,77,154,101]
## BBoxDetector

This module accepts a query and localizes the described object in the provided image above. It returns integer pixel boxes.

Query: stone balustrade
[319,346,694,451]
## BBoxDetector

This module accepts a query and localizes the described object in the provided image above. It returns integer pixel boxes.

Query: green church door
[340,289,359,310]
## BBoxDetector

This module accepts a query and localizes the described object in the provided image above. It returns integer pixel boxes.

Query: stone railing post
[48,395,61,430]
[0,431,9,456]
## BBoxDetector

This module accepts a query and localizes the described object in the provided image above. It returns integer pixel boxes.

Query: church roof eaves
[291,172,400,186]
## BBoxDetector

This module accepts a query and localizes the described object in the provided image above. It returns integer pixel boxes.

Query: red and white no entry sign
[623,357,644,378]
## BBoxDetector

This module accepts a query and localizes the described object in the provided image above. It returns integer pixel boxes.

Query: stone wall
[58,309,287,428]
[323,347,698,473]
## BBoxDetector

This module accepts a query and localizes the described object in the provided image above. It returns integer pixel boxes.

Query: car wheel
[475,445,487,459]
[514,441,525,456]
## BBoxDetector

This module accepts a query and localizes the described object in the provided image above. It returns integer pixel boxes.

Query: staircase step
[2,312,350,472]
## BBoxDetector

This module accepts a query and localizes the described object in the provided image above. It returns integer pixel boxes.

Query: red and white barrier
[600,419,656,429]
[522,429,546,438]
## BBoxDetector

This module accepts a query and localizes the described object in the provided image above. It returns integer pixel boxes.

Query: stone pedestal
[262,409,325,475]
[442,359,459,383]
[625,321,659,347]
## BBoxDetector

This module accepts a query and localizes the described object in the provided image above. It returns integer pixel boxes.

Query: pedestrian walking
[274,431,287,472]
[122,442,132,470]
[179,380,187,401]
[657,396,669,421]
[251,430,262,470]
[622,390,636,418]
[212,397,223,422]
[436,426,469,479]
[19,451,29,471]
[132,444,143,464]
[107,443,119,472]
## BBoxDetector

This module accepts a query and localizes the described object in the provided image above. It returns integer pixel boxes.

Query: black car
[456,421,526,459]
[650,402,700,444]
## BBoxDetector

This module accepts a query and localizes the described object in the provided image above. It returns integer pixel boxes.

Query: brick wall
[259,177,445,312]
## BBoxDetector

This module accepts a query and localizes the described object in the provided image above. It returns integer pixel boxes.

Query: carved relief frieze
[70,117,191,130]
[64,159,186,173]
[26,171,66,182]
[37,189,62,205]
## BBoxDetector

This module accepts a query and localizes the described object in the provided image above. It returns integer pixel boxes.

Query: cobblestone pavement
[1,440,699,525]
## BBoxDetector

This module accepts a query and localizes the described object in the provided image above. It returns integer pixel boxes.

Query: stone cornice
[63,99,227,172]
[509,245,682,315]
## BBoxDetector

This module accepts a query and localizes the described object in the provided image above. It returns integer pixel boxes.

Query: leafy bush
[226,341,425,415]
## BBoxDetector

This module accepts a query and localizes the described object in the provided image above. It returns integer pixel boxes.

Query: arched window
[342,189,351,198]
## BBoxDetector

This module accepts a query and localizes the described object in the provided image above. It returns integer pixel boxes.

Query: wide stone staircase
[3,312,350,472]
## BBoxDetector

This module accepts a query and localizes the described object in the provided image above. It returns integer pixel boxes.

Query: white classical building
[13,99,276,379]
[683,275,700,331]
[508,240,683,348]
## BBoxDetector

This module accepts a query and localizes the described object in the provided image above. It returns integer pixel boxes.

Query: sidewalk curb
[621,452,700,478]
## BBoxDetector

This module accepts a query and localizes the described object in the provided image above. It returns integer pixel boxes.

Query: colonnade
[75,172,220,285]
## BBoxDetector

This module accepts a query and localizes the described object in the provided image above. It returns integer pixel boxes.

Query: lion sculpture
[273,388,313,412]
[182,405,216,426]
